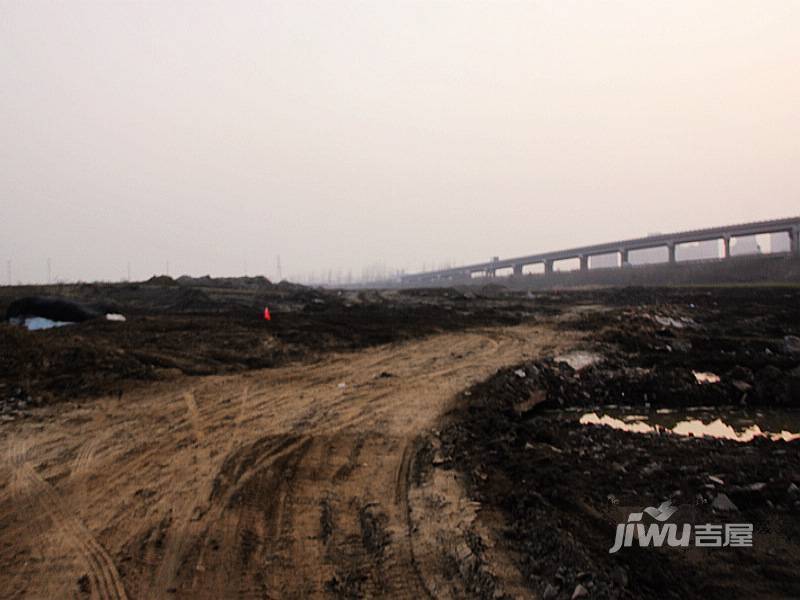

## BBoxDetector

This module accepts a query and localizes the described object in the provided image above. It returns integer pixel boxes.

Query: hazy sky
[2,1,799,284]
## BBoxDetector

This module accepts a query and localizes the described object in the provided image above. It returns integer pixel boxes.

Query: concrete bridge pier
[513,264,523,276]
[620,249,629,266]
[723,236,731,259]
[579,255,589,271]
[544,259,553,274]
[792,227,800,255]
[667,243,676,264]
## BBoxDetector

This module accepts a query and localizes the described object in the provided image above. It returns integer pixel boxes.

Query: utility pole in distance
[276,255,282,282]
[6,260,10,286]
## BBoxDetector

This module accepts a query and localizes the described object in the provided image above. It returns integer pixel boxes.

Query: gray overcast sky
[2,1,799,284]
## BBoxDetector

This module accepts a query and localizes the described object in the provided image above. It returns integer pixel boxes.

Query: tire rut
[8,443,128,600]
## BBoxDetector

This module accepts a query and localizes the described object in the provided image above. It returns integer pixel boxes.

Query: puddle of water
[622,414,648,422]
[578,408,800,443]
[555,351,603,371]
[582,413,655,434]
[693,371,721,384]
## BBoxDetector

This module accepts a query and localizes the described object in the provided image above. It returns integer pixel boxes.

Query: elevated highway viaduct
[400,217,800,286]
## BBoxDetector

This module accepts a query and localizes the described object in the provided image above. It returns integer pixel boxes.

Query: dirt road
[0,322,573,599]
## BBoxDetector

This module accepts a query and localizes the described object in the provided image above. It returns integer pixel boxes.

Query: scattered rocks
[1,386,40,418]
[611,566,628,588]
[642,462,662,476]
[743,482,766,492]
[543,583,559,599]
[571,583,589,599]
[732,380,752,393]
[783,335,800,355]
[711,493,738,512]
[653,315,695,329]
[77,574,91,594]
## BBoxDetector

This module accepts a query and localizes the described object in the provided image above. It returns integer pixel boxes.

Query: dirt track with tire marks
[0,321,574,599]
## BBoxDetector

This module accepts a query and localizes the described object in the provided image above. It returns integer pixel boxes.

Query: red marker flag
[263,307,271,321]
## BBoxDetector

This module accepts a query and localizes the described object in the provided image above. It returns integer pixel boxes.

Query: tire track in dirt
[149,386,252,597]
[188,434,314,597]
[7,442,128,600]
[247,327,550,598]
[69,409,115,485]
[0,322,577,599]
[71,438,99,482]
[3,441,49,597]
[183,391,205,443]
[322,472,429,598]
[392,440,435,599]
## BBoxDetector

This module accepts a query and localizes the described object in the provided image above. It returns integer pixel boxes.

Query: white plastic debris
[555,351,603,371]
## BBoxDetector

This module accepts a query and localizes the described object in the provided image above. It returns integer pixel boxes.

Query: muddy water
[567,406,800,442]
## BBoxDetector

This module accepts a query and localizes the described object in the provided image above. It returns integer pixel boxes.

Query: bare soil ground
[439,287,800,599]
[0,318,572,599]
[0,282,798,599]
[0,279,530,407]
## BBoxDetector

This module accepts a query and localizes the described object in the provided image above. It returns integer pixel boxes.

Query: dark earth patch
[440,286,800,599]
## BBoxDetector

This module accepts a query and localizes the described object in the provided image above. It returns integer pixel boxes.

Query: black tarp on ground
[5,296,103,323]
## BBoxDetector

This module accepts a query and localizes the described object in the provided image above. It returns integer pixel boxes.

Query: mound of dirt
[175,275,273,289]
[5,296,104,323]
[146,275,177,286]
